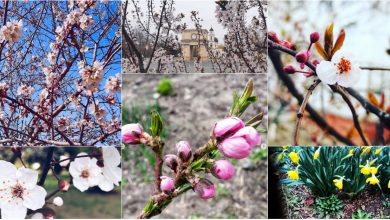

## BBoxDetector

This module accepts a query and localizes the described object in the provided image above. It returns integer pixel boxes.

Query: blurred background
[1,147,121,219]
[122,74,268,218]
[268,1,390,146]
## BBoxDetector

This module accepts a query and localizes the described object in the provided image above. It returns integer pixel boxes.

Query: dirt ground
[122,74,268,218]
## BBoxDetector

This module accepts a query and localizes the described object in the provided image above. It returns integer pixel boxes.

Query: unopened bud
[122,123,144,144]
[280,40,293,49]
[267,31,280,43]
[160,176,175,194]
[310,32,320,43]
[53,197,64,207]
[295,51,309,63]
[313,59,320,66]
[213,117,245,138]
[194,179,215,199]
[164,154,178,171]
[58,179,70,192]
[211,159,236,180]
[283,65,296,74]
[176,141,192,162]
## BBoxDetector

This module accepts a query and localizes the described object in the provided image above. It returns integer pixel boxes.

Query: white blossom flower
[98,147,121,192]
[316,50,361,87]
[69,153,104,192]
[17,84,34,99]
[0,161,47,219]
[59,155,70,167]
[104,74,121,93]
[0,20,23,43]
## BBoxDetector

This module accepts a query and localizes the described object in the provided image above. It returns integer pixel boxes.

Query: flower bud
[122,123,144,144]
[58,179,70,192]
[164,154,178,171]
[295,51,309,63]
[280,40,293,49]
[53,197,64,207]
[218,136,252,159]
[213,117,245,138]
[194,179,215,199]
[310,32,320,43]
[232,126,261,148]
[283,65,296,74]
[211,159,236,180]
[176,141,192,162]
[160,176,175,193]
[312,59,320,66]
[267,31,280,43]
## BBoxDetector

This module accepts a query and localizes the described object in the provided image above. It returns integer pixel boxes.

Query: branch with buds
[268,23,390,146]
[122,79,264,218]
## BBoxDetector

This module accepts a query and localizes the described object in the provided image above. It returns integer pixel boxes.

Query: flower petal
[0,160,17,181]
[1,200,27,219]
[316,61,338,85]
[98,178,114,192]
[102,166,121,186]
[16,168,38,190]
[102,147,121,167]
[72,177,90,192]
[23,186,47,211]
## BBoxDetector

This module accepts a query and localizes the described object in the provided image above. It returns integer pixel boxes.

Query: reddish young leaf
[315,42,329,60]
[324,23,334,57]
[332,29,345,57]
[368,91,380,108]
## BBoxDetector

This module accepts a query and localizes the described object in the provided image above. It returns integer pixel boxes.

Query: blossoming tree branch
[268,23,390,146]
[123,0,267,73]
[122,79,264,218]
[0,0,121,147]
[0,146,121,219]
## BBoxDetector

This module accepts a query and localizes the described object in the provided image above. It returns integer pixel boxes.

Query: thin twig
[331,85,370,145]
[293,80,321,145]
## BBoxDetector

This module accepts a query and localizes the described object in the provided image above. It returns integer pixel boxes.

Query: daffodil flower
[313,147,321,160]
[333,178,343,190]
[348,149,354,156]
[366,174,380,185]
[287,170,299,180]
[288,152,299,164]
[375,148,382,155]
[316,50,361,87]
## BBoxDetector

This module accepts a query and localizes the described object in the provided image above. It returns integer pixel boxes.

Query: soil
[122,74,268,218]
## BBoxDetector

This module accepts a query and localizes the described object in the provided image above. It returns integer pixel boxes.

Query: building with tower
[180,27,221,61]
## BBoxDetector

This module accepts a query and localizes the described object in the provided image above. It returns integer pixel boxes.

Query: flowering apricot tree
[122,80,264,218]
[0,146,121,219]
[122,0,267,73]
[268,23,390,146]
[0,0,121,147]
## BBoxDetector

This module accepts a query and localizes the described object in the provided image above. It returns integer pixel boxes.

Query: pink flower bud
[218,136,252,159]
[58,180,70,192]
[122,123,143,144]
[268,31,280,43]
[313,59,320,66]
[232,126,261,148]
[283,65,296,74]
[213,117,245,138]
[194,179,215,199]
[211,159,236,180]
[164,154,178,171]
[160,176,175,193]
[176,141,192,162]
[280,40,293,49]
[310,32,320,43]
[295,51,309,63]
